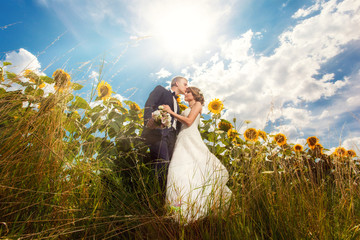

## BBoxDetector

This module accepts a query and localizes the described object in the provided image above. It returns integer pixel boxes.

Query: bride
[162,87,232,224]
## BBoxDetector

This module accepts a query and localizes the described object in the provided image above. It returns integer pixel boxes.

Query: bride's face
[184,90,194,102]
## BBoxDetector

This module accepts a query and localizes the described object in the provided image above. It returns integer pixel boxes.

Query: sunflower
[130,103,141,111]
[313,143,323,155]
[347,150,357,158]
[233,137,242,146]
[112,98,123,108]
[53,69,71,92]
[307,136,319,150]
[24,69,33,78]
[274,133,287,146]
[97,81,112,100]
[218,119,232,132]
[176,95,181,103]
[293,144,303,152]
[227,129,239,141]
[208,98,223,114]
[129,103,142,118]
[179,103,188,112]
[334,147,346,157]
[258,130,267,141]
[24,69,38,83]
[244,128,258,142]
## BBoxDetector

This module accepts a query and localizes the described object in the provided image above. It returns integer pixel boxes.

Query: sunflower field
[1,63,360,239]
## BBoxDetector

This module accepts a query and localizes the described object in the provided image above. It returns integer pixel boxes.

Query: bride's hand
[162,105,172,113]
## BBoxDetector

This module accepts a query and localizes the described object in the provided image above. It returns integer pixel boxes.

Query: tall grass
[0,65,359,239]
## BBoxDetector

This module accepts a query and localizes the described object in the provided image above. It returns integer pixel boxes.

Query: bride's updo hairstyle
[188,87,205,105]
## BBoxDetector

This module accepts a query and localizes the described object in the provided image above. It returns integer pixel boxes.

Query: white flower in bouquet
[152,106,172,129]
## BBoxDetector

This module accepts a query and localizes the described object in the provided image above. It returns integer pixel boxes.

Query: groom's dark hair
[171,76,187,87]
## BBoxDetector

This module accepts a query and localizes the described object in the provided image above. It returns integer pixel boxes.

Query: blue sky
[1,0,360,153]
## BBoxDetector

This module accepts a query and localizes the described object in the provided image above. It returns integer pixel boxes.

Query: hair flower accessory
[199,91,203,95]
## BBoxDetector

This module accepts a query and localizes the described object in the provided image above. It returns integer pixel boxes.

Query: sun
[143,1,219,60]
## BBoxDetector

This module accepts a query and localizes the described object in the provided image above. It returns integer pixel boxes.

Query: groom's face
[176,79,188,95]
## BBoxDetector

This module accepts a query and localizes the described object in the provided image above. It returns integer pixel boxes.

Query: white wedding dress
[166,107,232,223]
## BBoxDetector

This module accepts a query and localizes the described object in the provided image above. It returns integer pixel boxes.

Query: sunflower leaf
[6,71,17,80]
[65,94,74,103]
[71,83,83,91]
[108,111,121,120]
[123,100,134,106]
[108,122,121,138]
[24,86,35,95]
[91,112,104,123]
[35,88,44,97]
[40,76,54,84]
[72,96,90,110]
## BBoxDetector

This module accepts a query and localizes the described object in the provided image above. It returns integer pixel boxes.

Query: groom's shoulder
[152,85,167,93]
[154,85,165,90]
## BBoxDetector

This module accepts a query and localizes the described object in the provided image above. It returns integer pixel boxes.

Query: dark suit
[141,85,181,191]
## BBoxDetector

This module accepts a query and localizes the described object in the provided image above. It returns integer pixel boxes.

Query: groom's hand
[146,118,157,129]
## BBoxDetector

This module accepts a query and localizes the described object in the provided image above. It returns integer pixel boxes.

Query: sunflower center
[219,122,231,131]
[130,104,140,111]
[100,86,109,97]
[337,149,345,155]
[245,130,257,140]
[212,103,220,110]
[348,150,356,157]
[308,137,317,146]
[275,135,285,143]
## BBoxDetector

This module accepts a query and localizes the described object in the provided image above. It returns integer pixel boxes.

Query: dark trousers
[149,129,176,194]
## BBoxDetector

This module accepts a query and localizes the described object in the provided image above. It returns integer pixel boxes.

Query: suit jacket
[141,85,181,144]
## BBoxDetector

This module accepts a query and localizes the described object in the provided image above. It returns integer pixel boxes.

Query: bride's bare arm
[162,102,202,127]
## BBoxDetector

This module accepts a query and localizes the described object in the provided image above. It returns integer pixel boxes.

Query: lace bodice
[179,107,201,133]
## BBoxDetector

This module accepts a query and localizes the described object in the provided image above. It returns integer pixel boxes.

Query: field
[0,65,359,239]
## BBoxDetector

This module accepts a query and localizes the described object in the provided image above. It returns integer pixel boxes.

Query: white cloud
[3,48,42,74]
[343,137,360,155]
[113,93,125,102]
[156,68,172,79]
[273,124,302,142]
[281,107,313,128]
[309,71,360,131]
[89,100,104,110]
[294,138,307,146]
[184,0,360,148]
[2,49,57,97]
[221,30,254,62]
[292,0,322,19]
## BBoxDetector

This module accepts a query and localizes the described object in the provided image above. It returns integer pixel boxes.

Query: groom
[142,76,188,193]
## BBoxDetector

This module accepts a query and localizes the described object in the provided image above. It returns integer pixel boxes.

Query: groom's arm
[144,85,164,127]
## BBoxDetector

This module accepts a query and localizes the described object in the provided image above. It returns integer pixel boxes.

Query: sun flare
[144,1,220,59]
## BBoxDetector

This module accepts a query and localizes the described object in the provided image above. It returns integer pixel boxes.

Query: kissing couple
[141,76,232,224]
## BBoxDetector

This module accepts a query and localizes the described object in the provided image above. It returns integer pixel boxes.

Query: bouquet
[152,106,172,129]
